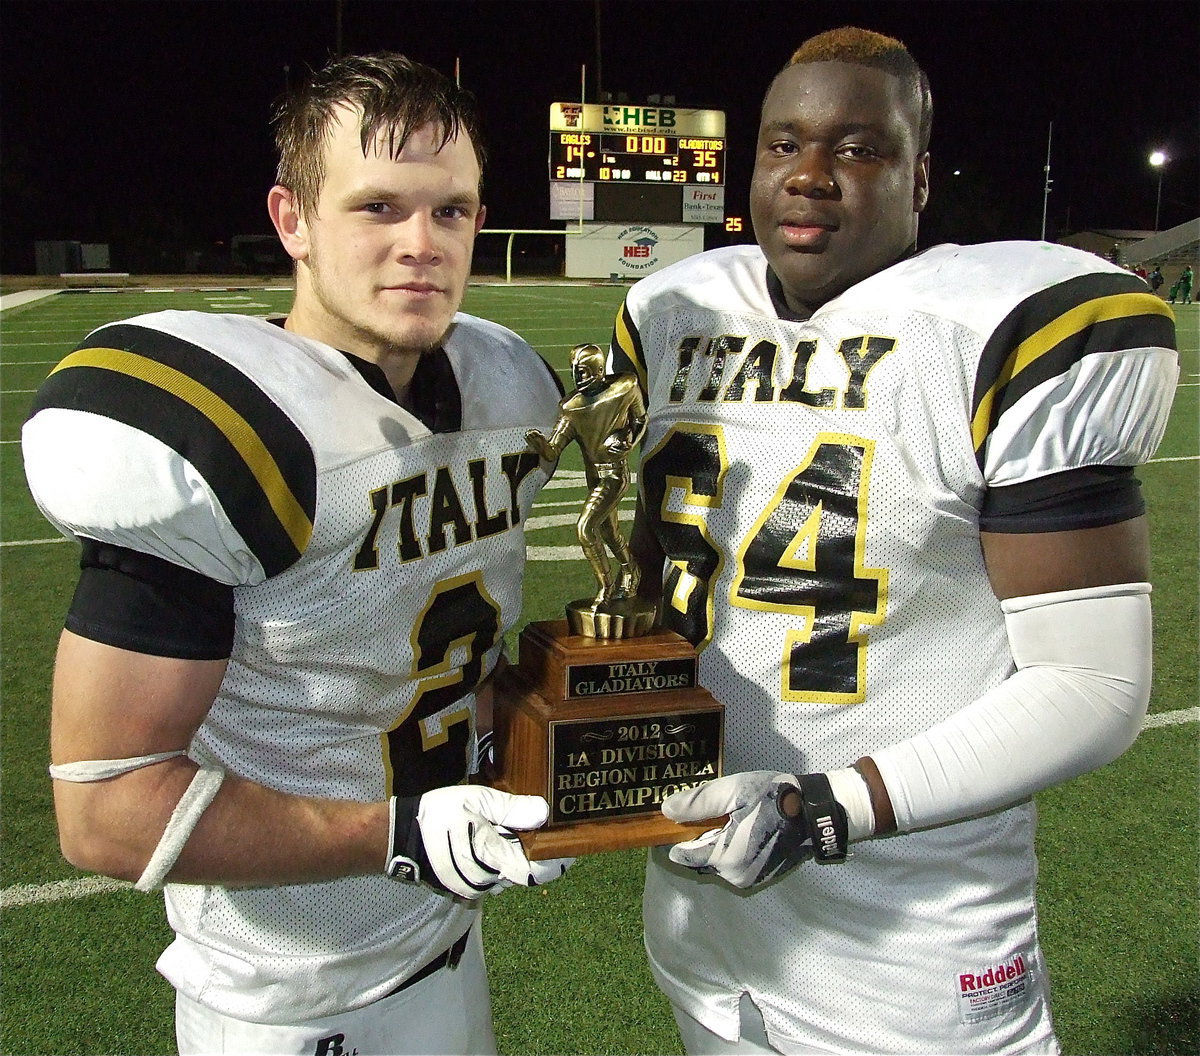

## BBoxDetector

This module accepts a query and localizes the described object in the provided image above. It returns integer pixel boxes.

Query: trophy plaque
[492,621,724,858]
[490,345,724,858]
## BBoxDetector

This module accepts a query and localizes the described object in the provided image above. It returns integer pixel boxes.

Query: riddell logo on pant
[314,1034,358,1056]
[960,955,1026,992]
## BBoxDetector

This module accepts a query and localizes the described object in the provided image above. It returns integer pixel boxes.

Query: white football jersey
[23,310,562,1023]
[611,243,1177,1053]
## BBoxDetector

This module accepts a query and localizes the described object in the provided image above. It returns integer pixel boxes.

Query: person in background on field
[611,26,1178,1055]
[1149,264,1164,294]
[1167,264,1193,303]
[23,52,571,1056]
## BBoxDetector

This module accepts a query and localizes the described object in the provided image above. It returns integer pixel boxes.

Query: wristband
[385,796,425,883]
[794,773,849,863]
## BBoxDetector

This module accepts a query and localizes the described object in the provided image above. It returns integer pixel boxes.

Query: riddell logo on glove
[385,855,419,883]
[813,814,840,857]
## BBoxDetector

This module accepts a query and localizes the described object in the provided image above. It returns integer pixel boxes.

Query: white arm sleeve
[871,582,1152,833]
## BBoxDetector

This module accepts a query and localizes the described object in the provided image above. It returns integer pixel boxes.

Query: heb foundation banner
[565,223,703,278]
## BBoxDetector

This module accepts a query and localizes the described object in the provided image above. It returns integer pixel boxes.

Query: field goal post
[477,228,575,282]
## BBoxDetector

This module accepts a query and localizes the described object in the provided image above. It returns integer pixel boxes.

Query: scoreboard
[550,131,724,186]
[549,102,726,224]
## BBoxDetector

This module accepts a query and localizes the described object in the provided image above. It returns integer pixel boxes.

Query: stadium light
[1149,151,1167,232]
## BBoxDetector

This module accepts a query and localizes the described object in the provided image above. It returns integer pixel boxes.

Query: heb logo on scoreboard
[618,227,660,271]
[602,106,677,132]
[551,103,725,138]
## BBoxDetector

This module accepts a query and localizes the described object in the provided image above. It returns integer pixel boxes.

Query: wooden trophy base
[492,620,724,859]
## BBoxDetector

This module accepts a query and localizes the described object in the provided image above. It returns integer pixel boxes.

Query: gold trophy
[491,345,724,858]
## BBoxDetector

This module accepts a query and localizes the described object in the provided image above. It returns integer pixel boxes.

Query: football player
[23,53,571,1055]
[611,27,1178,1055]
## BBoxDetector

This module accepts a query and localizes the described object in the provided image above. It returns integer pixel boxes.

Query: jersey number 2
[382,571,500,796]
[640,425,887,703]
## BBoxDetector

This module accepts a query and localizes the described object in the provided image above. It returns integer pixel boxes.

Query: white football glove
[387,786,573,899]
[662,771,852,889]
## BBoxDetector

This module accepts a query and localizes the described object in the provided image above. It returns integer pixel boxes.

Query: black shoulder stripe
[970,273,1175,458]
[539,350,566,398]
[31,323,316,576]
[611,300,647,392]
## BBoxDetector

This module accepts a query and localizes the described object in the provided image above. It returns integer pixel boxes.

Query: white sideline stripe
[0,289,62,311]
[3,707,1195,909]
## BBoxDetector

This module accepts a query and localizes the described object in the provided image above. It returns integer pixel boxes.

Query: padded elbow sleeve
[872,583,1152,833]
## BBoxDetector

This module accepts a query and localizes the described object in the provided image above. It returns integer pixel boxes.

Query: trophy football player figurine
[493,343,725,859]
[525,343,656,638]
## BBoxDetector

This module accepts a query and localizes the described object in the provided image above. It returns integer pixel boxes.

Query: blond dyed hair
[787,27,932,151]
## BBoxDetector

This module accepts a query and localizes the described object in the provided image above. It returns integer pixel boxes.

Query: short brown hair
[787,27,932,152]
[272,52,485,218]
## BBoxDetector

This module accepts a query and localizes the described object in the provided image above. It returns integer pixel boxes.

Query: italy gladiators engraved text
[566,657,696,698]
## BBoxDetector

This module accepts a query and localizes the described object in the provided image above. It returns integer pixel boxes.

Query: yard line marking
[528,545,589,561]
[526,509,633,532]
[532,496,636,512]
[1,875,132,907]
[1142,707,1199,729]
[0,537,71,547]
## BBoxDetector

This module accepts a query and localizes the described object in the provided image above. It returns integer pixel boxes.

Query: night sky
[2,0,1197,273]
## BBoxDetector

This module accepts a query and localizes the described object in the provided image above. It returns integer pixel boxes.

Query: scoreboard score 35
[550,102,726,224]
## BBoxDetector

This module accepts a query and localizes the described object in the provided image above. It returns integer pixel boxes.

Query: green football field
[1,283,1196,1055]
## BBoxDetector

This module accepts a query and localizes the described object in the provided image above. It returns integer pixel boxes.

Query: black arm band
[796,773,849,863]
[66,539,234,659]
[980,465,1144,533]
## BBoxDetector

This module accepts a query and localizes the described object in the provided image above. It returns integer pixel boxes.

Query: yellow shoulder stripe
[613,307,647,391]
[52,347,314,552]
[971,292,1172,451]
